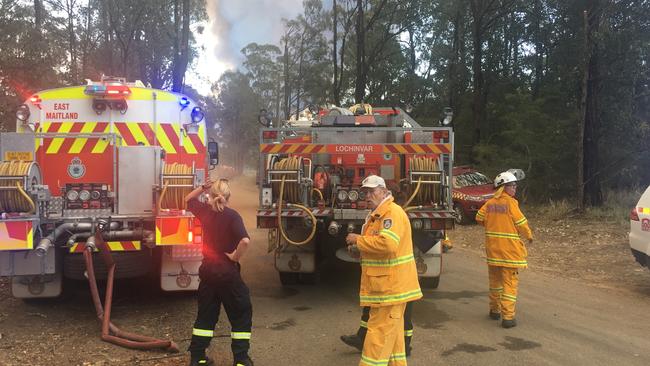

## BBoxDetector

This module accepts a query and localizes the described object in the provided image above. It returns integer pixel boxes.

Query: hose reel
[404,156,443,209]
[0,160,40,214]
[268,156,317,246]
[158,163,194,211]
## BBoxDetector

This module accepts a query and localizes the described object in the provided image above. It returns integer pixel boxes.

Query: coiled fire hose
[404,156,440,212]
[84,227,179,352]
[273,157,317,245]
[0,161,36,214]
[158,163,193,211]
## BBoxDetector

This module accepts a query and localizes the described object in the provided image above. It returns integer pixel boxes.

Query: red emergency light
[262,131,278,139]
[84,84,131,98]
[106,85,131,96]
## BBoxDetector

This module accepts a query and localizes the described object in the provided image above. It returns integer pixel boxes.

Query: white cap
[361,175,386,188]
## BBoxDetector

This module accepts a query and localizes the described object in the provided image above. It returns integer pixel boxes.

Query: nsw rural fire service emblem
[67,157,86,179]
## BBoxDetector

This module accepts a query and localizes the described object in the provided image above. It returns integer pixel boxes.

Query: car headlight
[79,190,91,201]
[337,190,348,202]
[66,190,79,201]
[348,190,359,202]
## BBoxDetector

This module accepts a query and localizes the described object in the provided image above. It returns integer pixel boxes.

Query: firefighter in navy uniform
[185,179,254,366]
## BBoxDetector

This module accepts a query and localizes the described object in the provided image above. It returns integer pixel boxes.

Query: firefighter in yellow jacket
[346,175,422,366]
[476,171,533,329]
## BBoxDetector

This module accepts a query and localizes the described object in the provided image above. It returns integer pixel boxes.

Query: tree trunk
[283,38,291,119]
[34,0,43,30]
[332,0,340,105]
[354,0,365,103]
[172,0,190,92]
[531,0,544,99]
[67,0,78,83]
[470,9,484,145]
[580,3,603,208]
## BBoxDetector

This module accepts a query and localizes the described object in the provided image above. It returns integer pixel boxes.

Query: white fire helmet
[494,171,518,188]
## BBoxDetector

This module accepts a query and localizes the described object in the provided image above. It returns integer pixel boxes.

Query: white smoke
[206,0,304,68]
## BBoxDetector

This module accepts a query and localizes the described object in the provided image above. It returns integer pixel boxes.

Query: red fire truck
[256,105,455,288]
[0,77,218,298]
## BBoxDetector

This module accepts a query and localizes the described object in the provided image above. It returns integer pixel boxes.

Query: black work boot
[501,319,517,329]
[189,356,214,366]
[340,334,364,351]
[233,356,254,366]
[406,345,412,357]
[489,311,501,320]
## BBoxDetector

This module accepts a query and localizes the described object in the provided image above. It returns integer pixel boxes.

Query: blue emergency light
[179,97,191,109]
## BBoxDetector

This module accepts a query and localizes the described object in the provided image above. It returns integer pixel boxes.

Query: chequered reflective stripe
[360,354,389,366]
[259,143,326,154]
[360,289,422,304]
[379,229,400,244]
[486,257,527,267]
[390,352,407,361]
[489,287,504,292]
[361,254,414,267]
[231,332,251,340]
[383,143,452,154]
[36,121,204,154]
[514,217,528,226]
[640,207,650,214]
[486,231,520,239]
[502,293,517,302]
[404,329,414,337]
[192,328,214,337]
[360,320,368,328]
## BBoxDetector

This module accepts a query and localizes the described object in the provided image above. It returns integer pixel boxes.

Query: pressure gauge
[91,190,101,200]
[66,190,79,201]
[348,190,359,202]
[79,190,91,201]
[337,190,349,202]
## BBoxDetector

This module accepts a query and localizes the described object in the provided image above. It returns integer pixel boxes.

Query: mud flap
[275,242,316,274]
[11,273,62,298]
[160,247,201,291]
[415,240,442,278]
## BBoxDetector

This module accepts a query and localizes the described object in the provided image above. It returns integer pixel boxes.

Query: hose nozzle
[34,238,52,257]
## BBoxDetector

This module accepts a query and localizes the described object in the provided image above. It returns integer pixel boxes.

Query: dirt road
[1,175,649,365]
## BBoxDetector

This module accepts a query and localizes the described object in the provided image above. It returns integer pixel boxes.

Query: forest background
[0,0,648,211]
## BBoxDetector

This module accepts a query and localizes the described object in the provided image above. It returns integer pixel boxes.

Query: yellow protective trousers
[488,266,519,320]
[360,303,407,366]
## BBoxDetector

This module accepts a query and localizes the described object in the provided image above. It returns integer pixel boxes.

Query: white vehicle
[630,186,650,268]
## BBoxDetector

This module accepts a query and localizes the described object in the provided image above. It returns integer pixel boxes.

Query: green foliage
[0,0,206,130]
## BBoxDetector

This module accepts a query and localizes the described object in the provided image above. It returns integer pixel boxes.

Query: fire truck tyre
[279,271,300,286]
[453,203,469,225]
[298,271,321,285]
[64,251,153,280]
[419,276,440,289]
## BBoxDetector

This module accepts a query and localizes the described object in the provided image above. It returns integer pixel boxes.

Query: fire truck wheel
[298,271,320,285]
[453,203,469,225]
[64,251,153,280]
[419,276,440,289]
[279,271,299,286]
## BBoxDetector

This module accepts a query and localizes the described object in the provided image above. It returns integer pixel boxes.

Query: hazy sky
[187,0,304,95]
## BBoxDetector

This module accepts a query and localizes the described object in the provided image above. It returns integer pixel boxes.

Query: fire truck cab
[0,77,218,298]
[257,105,455,288]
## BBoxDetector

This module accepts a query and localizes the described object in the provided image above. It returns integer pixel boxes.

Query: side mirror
[208,141,219,167]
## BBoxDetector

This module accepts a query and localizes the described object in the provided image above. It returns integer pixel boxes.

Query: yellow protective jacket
[357,195,423,307]
[476,189,533,268]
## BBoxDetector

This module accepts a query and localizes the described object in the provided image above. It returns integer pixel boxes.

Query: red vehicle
[452,166,494,224]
